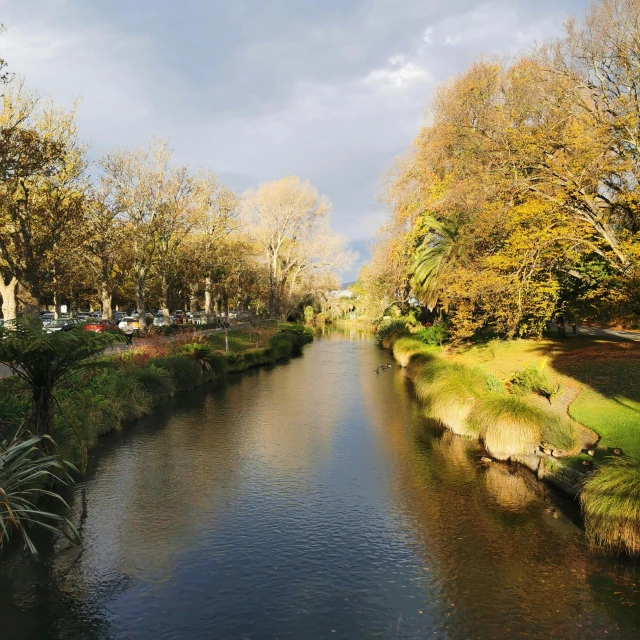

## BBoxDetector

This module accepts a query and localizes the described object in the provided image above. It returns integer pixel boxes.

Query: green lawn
[445,337,640,459]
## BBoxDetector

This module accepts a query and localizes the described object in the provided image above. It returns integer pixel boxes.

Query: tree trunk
[135,266,146,320]
[101,281,113,320]
[161,273,171,326]
[0,275,18,323]
[189,283,199,313]
[31,386,54,436]
[17,283,40,317]
[205,275,213,317]
[268,253,278,317]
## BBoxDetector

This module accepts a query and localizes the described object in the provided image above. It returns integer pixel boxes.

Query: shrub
[147,356,202,391]
[375,318,407,346]
[485,373,505,393]
[580,456,640,556]
[420,363,487,437]
[471,394,545,460]
[510,362,562,403]
[181,343,214,373]
[0,430,79,553]
[414,324,449,346]
[128,364,175,399]
[224,352,245,370]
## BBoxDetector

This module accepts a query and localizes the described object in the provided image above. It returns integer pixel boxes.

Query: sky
[0,0,588,283]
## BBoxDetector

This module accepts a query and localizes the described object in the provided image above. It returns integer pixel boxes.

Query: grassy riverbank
[0,322,313,465]
[379,322,640,556]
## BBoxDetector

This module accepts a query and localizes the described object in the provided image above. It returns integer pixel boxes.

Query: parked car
[45,317,81,333]
[153,314,173,327]
[118,317,140,331]
[41,313,55,326]
[173,310,184,325]
[84,319,118,333]
[114,312,125,322]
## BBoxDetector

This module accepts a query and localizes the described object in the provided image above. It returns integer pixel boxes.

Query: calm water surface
[1,329,639,639]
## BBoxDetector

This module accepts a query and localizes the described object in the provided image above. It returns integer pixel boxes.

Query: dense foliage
[357,0,640,339]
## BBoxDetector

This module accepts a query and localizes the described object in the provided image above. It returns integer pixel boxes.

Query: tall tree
[100,138,176,321]
[242,176,332,316]
[0,82,85,321]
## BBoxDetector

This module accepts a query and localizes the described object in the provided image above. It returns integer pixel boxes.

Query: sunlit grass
[580,455,640,556]
[420,363,487,437]
[471,394,544,460]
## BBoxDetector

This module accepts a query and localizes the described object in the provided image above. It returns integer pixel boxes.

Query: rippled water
[1,329,639,639]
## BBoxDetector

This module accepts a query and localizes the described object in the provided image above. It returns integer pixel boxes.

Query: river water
[1,330,639,639]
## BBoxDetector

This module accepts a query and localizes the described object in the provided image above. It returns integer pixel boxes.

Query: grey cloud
[1,0,590,278]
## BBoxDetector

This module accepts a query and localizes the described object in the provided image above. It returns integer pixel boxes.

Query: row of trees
[0,70,353,323]
[357,0,640,338]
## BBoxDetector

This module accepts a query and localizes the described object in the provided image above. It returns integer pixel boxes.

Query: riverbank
[379,323,640,556]
[0,322,313,466]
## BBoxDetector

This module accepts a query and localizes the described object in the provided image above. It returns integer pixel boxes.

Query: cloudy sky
[1,0,588,282]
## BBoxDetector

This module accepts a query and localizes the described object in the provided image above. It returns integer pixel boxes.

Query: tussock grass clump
[510,362,562,403]
[580,456,640,556]
[392,336,434,368]
[375,318,408,346]
[471,394,544,460]
[148,356,203,391]
[405,351,439,380]
[542,415,578,452]
[420,363,488,437]
[128,364,175,400]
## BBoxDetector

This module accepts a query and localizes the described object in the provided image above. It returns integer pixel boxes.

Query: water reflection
[0,329,638,640]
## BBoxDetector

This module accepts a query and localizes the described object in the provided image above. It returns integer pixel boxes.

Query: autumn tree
[0,82,85,321]
[100,139,183,321]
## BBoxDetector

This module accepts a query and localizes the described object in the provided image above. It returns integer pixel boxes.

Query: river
[1,330,639,639]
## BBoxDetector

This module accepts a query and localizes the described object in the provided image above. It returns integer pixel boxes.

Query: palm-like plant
[0,430,79,553]
[411,216,461,311]
[0,318,120,436]
[181,342,213,372]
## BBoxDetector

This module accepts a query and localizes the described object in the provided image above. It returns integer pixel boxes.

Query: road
[548,322,640,342]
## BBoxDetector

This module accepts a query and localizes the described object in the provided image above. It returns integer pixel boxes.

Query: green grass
[580,455,640,556]
[564,361,640,459]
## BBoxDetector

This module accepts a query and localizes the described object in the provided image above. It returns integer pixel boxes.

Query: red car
[83,319,118,333]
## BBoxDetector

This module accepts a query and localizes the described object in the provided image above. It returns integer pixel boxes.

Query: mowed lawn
[445,337,640,459]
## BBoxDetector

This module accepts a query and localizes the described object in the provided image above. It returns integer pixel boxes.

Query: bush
[510,362,562,403]
[0,430,79,553]
[485,373,505,393]
[147,356,202,391]
[414,324,449,346]
[128,364,175,399]
[420,363,487,437]
[375,318,407,346]
[580,455,640,556]
[224,352,245,370]
[471,394,545,460]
